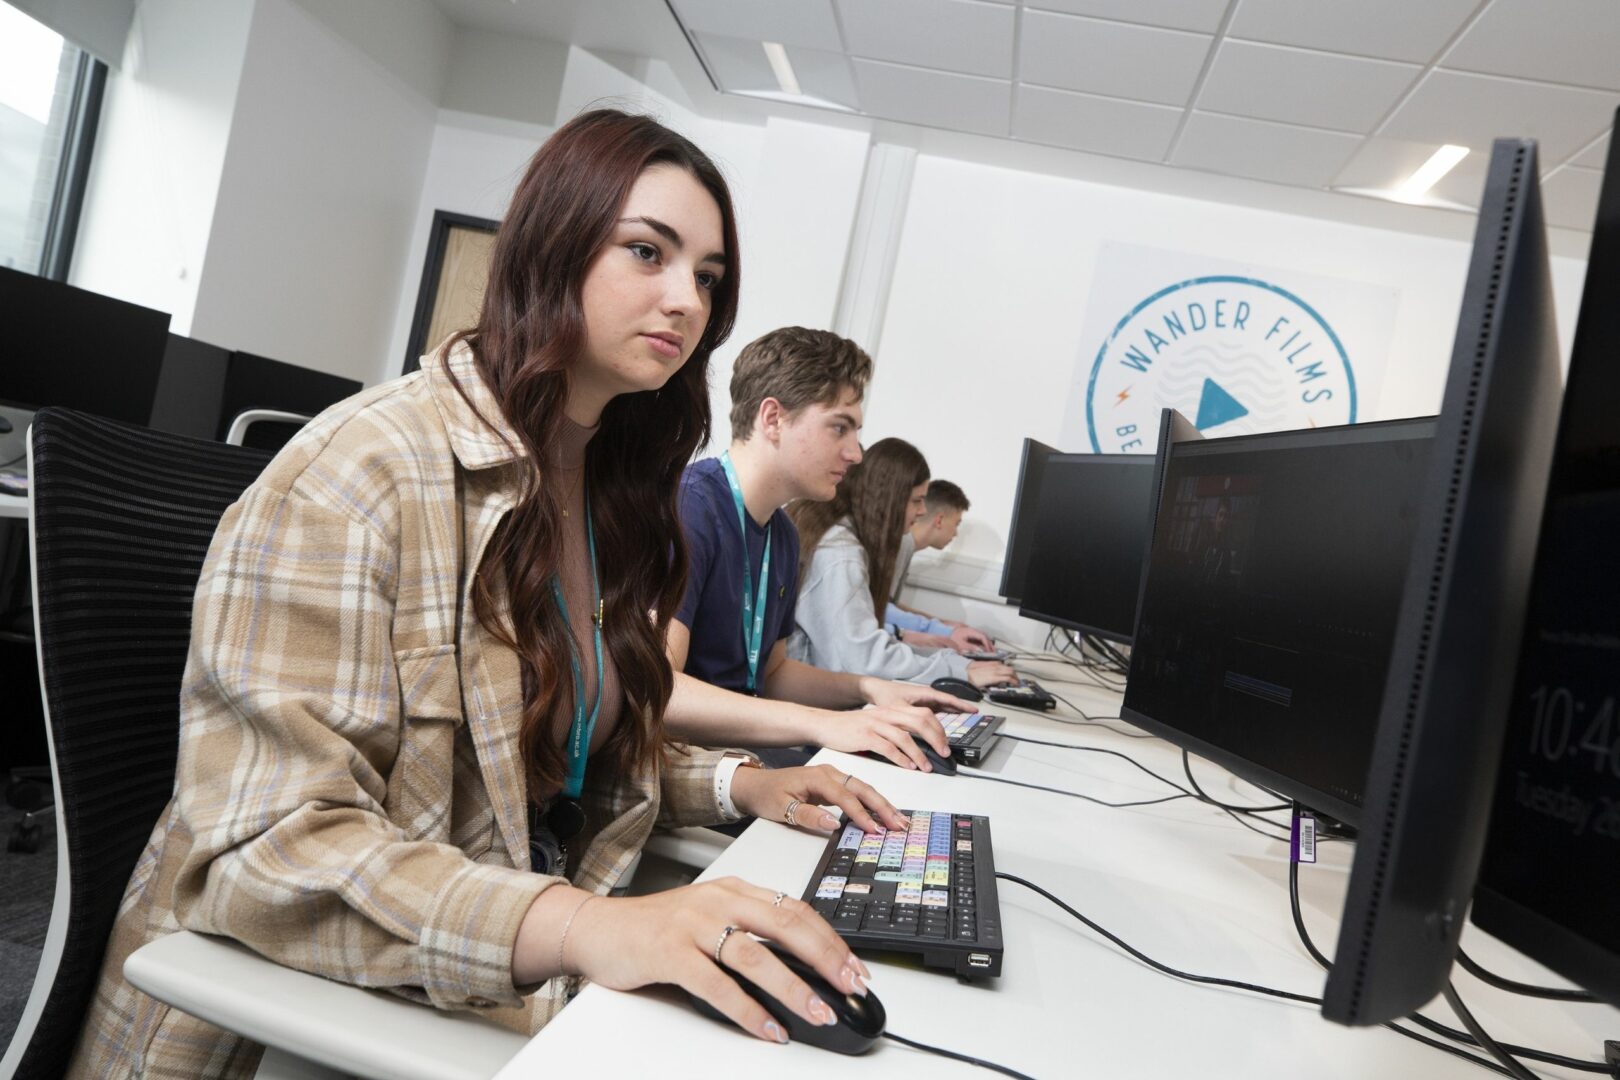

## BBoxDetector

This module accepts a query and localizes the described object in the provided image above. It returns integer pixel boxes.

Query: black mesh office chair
[1,409,271,1080]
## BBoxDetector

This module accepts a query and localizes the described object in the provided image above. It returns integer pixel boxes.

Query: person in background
[67,109,906,1079]
[666,326,970,771]
[788,437,1017,688]
[884,479,997,654]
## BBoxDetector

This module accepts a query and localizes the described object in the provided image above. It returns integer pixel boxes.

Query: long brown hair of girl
[448,109,740,798]
[789,437,929,620]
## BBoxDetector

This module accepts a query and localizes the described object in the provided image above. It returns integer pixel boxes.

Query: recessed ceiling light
[1395,144,1470,202]
[762,41,801,97]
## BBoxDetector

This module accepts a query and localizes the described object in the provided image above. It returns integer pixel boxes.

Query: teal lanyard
[719,451,770,692]
[551,487,604,800]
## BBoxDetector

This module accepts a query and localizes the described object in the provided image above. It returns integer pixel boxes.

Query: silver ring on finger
[771,891,787,907]
[783,798,802,825]
[714,924,738,965]
[841,773,855,788]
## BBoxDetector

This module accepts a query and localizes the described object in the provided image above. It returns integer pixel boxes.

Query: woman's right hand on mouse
[520,878,870,1043]
[967,660,1017,688]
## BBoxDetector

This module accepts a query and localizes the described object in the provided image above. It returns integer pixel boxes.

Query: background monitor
[998,438,1058,604]
[1469,125,1620,1010]
[1122,410,1436,826]
[1323,138,1564,1026]
[214,350,361,442]
[0,267,170,425]
[1018,453,1157,643]
[148,333,231,439]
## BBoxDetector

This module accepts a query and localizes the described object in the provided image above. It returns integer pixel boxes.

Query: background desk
[0,494,26,519]
[500,659,1615,1079]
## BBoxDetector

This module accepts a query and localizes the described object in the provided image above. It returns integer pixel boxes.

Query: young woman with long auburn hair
[788,437,1016,688]
[67,110,904,1079]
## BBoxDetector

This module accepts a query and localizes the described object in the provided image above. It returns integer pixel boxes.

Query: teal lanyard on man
[719,450,770,693]
[542,485,603,850]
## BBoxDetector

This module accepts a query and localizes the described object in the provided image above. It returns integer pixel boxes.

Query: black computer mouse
[912,733,957,775]
[0,415,12,434]
[930,676,982,702]
[685,939,886,1054]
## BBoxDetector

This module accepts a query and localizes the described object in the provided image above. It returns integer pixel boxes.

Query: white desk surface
[0,492,26,519]
[500,658,1615,1079]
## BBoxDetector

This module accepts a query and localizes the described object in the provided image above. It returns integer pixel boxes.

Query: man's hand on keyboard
[822,704,949,771]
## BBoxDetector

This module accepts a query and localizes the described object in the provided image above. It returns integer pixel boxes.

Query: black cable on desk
[1002,871,1514,1077]
[882,1031,1039,1079]
[1444,984,1542,1080]
[1287,853,1607,1074]
[992,736,1293,842]
[1181,750,1293,813]
[956,768,1191,808]
[1455,949,1600,1004]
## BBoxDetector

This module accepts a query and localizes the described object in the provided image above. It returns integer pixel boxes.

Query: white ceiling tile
[1013,84,1182,160]
[696,34,860,109]
[1228,0,1478,63]
[836,0,1015,79]
[1444,0,1620,91]
[1381,70,1619,164]
[1540,167,1607,231]
[851,58,1011,136]
[1173,111,1361,187]
[669,0,843,52]
[1331,136,1492,209]
[1019,10,1212,106]
[1571,131,1612,169]
[1024,0,1228,33]
[1199,40,1420,133]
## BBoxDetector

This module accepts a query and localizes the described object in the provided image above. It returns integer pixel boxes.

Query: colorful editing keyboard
[802,810,1004,978]
[938,711,1004,763]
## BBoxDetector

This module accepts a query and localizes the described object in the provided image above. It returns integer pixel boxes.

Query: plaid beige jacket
[67,346,736,1079]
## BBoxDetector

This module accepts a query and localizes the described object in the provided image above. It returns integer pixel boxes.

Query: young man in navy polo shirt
[665,327,971,771]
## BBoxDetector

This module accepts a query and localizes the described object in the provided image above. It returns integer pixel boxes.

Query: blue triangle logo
[1195,377,1249,430]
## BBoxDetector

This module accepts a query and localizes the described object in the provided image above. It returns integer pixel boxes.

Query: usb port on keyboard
[968,953,993,969]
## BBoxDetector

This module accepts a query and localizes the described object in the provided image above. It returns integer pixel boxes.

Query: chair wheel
[7,820,40,853]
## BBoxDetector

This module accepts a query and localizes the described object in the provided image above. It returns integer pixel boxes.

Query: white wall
[69,0,254,330]
[383,45,876,433]
[873,153,1591,579]
[187,0,440,385]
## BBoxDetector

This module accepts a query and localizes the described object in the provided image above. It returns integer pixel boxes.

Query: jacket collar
[421,341,528,471]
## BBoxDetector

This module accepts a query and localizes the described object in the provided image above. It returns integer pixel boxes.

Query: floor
[0,799,56,1057]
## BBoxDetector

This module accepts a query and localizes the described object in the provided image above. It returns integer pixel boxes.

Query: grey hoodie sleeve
[788,534,970,684]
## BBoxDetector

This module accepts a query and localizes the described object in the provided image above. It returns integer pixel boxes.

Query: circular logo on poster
[1084,275,1357,453]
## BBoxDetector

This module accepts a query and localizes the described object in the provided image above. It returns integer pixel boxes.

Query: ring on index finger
[783,798,801,825]
[841,773,855,789]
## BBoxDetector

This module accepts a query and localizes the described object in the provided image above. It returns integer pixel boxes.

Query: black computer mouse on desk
[930,676,982,702]
[912,733,957,775]
[685,939,886,1054]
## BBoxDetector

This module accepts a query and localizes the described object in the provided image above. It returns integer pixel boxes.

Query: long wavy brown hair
[789,437,929,620]
[447,109,740,799]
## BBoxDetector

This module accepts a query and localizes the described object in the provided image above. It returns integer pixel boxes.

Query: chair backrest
[2,408,271,1080]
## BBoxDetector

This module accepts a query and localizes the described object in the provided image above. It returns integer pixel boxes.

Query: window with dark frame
[0,1,107,282]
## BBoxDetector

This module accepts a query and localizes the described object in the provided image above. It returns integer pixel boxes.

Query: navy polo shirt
[675,457,801,695]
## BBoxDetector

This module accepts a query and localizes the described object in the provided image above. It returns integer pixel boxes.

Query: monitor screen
[1470,125,1620,1010]
[1324,138,1565,1026]
[1018,453,1156,643]
[998,438,1059,604]
[0,267,170,425]
[1122,416,1435,824]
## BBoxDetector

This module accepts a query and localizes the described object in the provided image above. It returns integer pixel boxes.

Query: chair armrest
[125,932,529,1080]
[640,826,736,873]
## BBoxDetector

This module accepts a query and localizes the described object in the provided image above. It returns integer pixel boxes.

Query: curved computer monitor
[1468,125,1620,1011]
[1323,138,1564,1026]
[1018,453,1157,644]
[1122,409,1436,825]
[999,438,1059,604]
